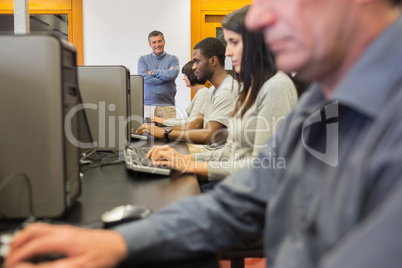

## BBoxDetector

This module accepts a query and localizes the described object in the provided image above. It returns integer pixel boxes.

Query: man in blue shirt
[138,30,179,119]
[5,1,402,268]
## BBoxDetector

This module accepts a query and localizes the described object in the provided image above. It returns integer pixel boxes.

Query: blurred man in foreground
[6,1,402,268]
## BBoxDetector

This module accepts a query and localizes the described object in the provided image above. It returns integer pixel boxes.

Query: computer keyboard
[130,133,148,141]
[0,231,65,265]
[124,147,171,176]
[0,217,39,263]
[0,232,13,263]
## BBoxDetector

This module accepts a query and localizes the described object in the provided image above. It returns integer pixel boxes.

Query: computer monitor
[0,34,81,218]
[129,75,144,132]
[77,66,131,151]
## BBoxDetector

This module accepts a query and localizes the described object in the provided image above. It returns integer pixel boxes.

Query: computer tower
[0,35,81,218]
[129,75,144,132]
[77,66,131,151]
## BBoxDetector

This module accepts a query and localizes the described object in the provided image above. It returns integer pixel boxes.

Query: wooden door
[191,0,251,50]
[190,0,251,97]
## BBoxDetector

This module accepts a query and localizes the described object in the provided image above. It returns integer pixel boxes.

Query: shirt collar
[152,51,166,58]
[297,17,402,119]
[329,17,402,119]
[213,74,232,94]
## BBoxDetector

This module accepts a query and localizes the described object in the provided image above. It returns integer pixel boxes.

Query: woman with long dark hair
[148,6,298,187]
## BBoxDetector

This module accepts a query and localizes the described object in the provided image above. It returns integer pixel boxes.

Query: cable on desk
[100,159,125,168]
[80,150,124,172]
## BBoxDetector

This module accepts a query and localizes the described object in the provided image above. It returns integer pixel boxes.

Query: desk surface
[63,163,201,228]
[64,139,201,228]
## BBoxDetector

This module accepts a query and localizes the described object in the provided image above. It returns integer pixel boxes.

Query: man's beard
[197,68,214,82]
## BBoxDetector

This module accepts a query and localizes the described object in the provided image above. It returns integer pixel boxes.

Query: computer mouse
[101,205,152,228]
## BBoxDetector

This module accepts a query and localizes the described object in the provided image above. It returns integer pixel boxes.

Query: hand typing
[5,223,127,268]
[147,145,194,173]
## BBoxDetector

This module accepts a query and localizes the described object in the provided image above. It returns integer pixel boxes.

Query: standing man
[138,30,179,119]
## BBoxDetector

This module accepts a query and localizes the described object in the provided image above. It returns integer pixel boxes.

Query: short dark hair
[193,37,226,68]
[182,61,208,86]
[148,30,164,43]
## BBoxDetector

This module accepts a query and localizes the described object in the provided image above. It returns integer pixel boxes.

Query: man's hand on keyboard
[5,223,127,268]
[149,116,165,125]
[147,145,194,173]
[136,123,164,139]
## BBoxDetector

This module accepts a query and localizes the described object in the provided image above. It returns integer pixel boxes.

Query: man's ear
[209,56,219,67]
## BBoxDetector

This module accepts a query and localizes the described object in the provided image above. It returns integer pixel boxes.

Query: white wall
[82,0,191,117]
